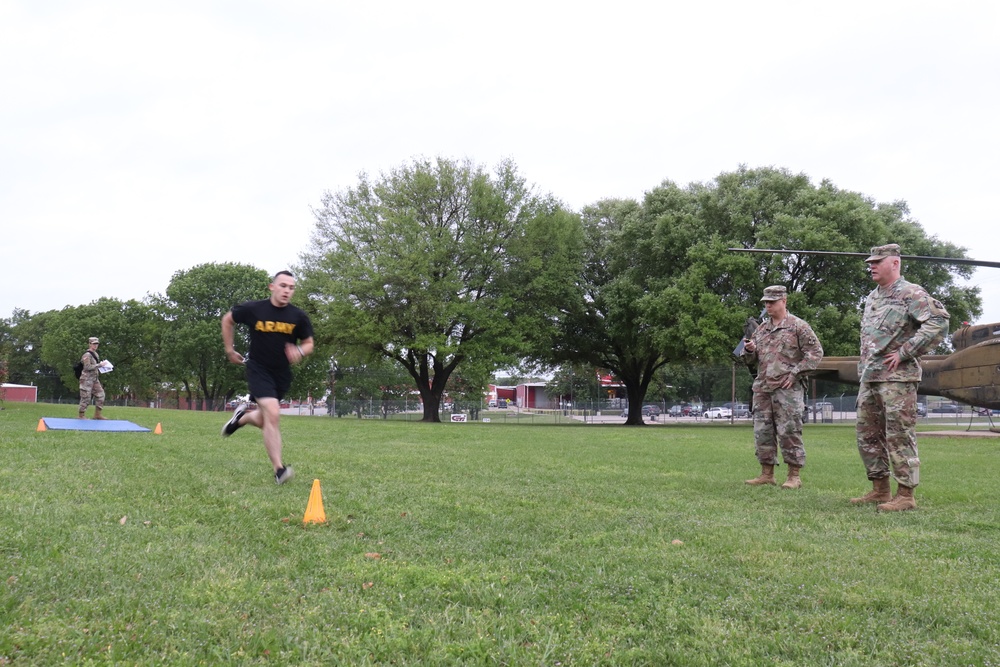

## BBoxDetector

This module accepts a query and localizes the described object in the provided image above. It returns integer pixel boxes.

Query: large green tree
[556,167,980,425]
[153,263,270,410]
[0,309,67,400]
[551,191,731,425]
[300,157,583,422]
[40,298,161,403]
[700,167,980,356]
[328,353,414,418]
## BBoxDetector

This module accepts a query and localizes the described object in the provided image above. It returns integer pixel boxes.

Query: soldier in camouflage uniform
[741,285,824,489]
[78,336,108,419]
[852,244,949,511]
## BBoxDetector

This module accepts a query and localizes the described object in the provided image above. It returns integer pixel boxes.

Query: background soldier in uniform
[853,244,949,511]
[78,336,109,419]
[742,285,824,488]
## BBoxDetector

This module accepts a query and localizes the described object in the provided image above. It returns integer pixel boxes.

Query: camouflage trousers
[856,381,919,487]
[79,374,105,412]
[752,387,805,467]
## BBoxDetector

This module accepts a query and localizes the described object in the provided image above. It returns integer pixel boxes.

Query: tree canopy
[552,166,981,424]
[1,164,983,419]
[153,262,271,410]
[39,297,160,402]
[299,157,583,422]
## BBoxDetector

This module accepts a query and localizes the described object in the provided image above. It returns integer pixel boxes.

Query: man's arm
[899,293,949,361]
[286,336,314,365]
[221,311,245,364]
[794,322,824,374]
[299,336,314,356]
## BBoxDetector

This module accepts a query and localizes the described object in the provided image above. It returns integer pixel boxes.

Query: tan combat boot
[93,408,107,420]
[745,464,776,486]
[78,411,87,419]
[877,485,916,512]
[781,465,802,489]
[850,477,892,504]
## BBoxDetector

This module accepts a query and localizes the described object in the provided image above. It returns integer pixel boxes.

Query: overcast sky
[3,0,999,326]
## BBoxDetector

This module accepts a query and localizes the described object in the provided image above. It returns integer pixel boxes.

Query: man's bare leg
[252,397,284,472]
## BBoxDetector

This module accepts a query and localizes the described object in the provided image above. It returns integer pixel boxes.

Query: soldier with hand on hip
[852,244,949,511]
[741,285,824,489]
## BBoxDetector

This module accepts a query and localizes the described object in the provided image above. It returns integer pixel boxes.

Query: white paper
[98,360,114,374]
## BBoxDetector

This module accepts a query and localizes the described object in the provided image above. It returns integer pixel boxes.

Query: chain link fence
[31,392,993,428]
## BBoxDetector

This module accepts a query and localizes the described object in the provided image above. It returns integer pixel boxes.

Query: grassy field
[2,402,1000,666]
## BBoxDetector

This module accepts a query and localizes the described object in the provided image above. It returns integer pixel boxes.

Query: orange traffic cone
[36,418,47,432]
[303,479,327,525]
[154,423,162,434]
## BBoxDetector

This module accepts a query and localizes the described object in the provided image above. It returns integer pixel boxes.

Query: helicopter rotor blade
[728,248,1000,270]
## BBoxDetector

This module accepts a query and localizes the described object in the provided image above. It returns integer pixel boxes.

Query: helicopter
[729,248,1000,412]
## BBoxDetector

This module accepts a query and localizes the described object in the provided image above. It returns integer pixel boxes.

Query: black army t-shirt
[230,299,315,373]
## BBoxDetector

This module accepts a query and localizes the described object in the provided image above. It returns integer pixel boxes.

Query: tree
[300,157,582,422]
[40,298,161,403]
[328,353,413,418]
[645,364,696,406]
[555,167,981,425]
[708,167,980,355]
[1,309,67,400]
[446,361,495,420]
[154,263,270,410]
[550,192,718,425]
[546,363,604,409]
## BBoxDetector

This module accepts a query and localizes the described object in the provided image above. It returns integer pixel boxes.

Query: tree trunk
[623,382,646,425]
[419,386,442,422]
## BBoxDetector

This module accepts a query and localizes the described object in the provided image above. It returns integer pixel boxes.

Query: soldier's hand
[885,351,902,371]
[743,338,755,353]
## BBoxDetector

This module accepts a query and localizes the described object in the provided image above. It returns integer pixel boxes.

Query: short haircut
[272,270,295,282]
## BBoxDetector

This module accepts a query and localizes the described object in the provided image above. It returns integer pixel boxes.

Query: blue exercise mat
[42,418,152,432]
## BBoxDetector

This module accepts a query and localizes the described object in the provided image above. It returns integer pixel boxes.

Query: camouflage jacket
[858,277,949,383]
[80,350,101,380]
[742,313,824,393]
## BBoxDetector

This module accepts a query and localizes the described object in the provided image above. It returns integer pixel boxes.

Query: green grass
[2,402,1000,665]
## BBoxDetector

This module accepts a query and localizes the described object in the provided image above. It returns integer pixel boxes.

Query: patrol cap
[760,285,787,302]
[865,243,901,263]
[89,337,100,344]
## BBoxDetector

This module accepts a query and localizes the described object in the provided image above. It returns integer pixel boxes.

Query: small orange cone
[154,423,162,434]
[36,418,47,432]
[303,479,327,525]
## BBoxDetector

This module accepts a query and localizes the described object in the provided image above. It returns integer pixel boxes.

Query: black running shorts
[245,360,291,402]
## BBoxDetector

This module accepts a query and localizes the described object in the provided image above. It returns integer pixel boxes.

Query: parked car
[916,403,927,417]
[704,407,732,419]
[732,403,750,418]
[668,405,685,417]
[811,401,834,414]
[931,403,963,413]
